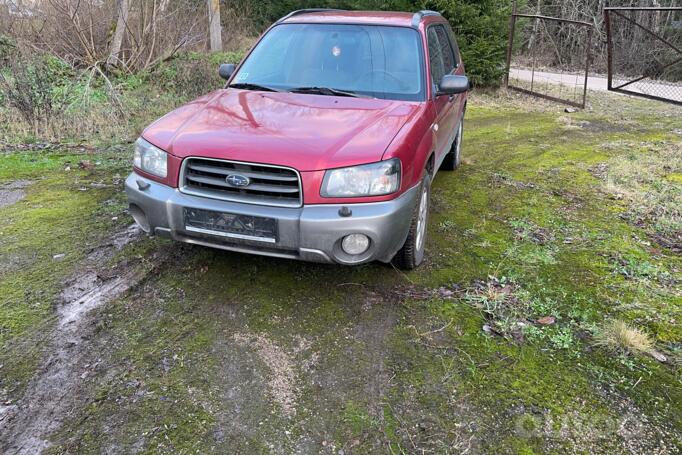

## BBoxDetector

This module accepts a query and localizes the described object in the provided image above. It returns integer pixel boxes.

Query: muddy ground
[0,92,681,454]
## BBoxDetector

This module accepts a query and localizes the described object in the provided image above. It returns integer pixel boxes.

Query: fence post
[581,27,593,108]
[504,1,518,88]
[604,9,613,91]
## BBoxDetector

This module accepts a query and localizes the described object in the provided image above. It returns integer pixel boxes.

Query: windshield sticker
[331,46,341,57]
[237,72,248,81]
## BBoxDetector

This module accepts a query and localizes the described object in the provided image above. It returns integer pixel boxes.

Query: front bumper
[125,173,418,265]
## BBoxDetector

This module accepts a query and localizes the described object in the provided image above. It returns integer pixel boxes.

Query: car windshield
[232,23,425,101]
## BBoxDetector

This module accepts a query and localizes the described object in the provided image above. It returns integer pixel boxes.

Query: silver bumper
[125,173,419,265]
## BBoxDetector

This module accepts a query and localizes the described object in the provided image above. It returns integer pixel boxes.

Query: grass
[1,88,681,453]
[594,319,654,356]
[600,140,681,251]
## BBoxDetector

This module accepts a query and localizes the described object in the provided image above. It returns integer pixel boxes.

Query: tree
[107,0,130,67]
[207,0,222,52]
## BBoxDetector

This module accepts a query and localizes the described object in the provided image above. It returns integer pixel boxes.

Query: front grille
[180,158,302,208]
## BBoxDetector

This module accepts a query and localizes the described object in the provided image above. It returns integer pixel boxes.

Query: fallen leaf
[648,350,667,363]
[537,316,556,325]
[78,160,95,170]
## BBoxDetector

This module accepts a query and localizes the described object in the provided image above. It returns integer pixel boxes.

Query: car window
[427,27,445,88]
[445,25,461,67]
[434,25,456,74]
[233,24,425,101]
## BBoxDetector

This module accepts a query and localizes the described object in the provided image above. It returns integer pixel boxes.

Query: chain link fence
[605,6,682,105]
[505,13,592,108]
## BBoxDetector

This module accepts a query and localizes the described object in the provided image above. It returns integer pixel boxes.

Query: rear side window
[445,26,461,67]
[427,24,457,88]
[434,25,456,73]
[427,27,446,86]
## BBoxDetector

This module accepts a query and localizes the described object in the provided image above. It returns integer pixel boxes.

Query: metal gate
[505,13,593,108]
[604,6,682,105]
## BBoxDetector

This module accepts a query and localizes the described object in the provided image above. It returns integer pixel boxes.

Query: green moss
[406,96,682,446]
[0,150,88,181]
[0,149,130,396]
[46,269,223,453]
[10,92,682,453]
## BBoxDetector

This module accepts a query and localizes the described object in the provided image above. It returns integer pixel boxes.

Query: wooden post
[207,0,222,52]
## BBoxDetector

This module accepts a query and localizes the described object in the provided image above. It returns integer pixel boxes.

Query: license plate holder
[184,208,278,243]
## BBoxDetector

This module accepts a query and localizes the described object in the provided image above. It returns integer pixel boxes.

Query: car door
[427,24,460,165]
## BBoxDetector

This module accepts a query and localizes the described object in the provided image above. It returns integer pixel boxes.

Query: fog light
[341,234,370,255]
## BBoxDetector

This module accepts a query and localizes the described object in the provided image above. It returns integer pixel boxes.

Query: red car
[126,9,468,269]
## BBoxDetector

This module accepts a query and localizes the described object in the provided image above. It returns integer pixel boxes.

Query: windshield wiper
[288,86,362,98]
[228,82,280,92]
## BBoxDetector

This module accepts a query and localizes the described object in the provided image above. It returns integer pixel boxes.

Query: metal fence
[604,6,682,105]
[505,13,593,108]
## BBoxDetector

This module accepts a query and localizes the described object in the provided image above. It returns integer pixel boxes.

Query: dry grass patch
[593,319,654,356]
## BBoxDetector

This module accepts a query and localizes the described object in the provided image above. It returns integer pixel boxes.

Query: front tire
[392,176,431,270]
[440,118,463,171]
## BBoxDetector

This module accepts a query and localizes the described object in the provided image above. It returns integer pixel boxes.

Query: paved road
[509,68,682,103]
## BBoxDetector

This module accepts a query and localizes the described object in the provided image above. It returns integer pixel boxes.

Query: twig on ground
[390,262,414,285]
[413,318,454,337]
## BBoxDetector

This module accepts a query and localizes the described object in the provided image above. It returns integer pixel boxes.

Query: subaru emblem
[225,174,250,187]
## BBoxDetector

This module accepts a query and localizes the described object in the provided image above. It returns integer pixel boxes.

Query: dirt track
[0,226,144,454]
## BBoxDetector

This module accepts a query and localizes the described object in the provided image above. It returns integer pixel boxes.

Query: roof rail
[411,10,441,27]
[277,8,345,24]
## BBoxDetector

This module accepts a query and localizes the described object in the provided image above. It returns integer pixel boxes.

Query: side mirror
[219,63,236,81]
[438,75,469,95]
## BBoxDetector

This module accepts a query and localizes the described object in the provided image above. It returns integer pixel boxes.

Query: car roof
[279,10,445,28]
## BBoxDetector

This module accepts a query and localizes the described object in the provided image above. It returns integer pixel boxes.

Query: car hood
[142,89,421,172]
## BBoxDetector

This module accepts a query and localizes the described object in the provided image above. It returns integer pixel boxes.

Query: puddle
[0,180,31,209]
[86,224,140,262]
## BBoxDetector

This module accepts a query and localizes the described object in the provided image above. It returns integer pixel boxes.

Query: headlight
[134,137,168,178]
[321,159,401,197]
